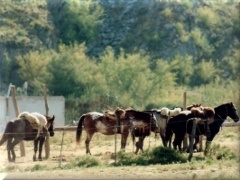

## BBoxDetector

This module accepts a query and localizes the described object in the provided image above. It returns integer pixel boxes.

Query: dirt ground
[0,128,239,180]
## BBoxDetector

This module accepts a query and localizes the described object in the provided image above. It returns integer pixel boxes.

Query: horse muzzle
[49,131,55,137]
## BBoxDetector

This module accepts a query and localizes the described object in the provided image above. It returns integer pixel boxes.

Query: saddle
[104,108,126,121]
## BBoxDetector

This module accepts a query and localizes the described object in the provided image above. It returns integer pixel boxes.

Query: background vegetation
[0,0,239,123]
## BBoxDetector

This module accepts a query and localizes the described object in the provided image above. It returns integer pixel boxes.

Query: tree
[47,43,101,97]
[50,0,103,45]
[169,54,193,86]
[190,59,218,86]
[16,50,55,95]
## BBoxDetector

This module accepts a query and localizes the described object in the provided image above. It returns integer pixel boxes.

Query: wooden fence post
[183,91,188,151]
[188,118,197,161]
[114,115,119,165]
[11,85,25,156]
[43,84,50,159]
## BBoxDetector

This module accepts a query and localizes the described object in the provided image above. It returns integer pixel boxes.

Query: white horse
[18,112,47,139]
[147,107,182,147]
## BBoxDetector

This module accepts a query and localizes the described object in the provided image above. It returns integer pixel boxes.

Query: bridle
[215,104,228,121]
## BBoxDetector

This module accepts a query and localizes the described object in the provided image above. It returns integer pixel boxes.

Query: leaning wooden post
[188,118,197,161]
[11,85,25,156]
[114,114,119,165]
[183,91,188,150]
[43,84,50,159]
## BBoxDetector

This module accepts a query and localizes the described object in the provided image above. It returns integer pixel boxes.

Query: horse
[190,102,239,155]
[125,110,158,154]
[0,114,55,162]
[165,106,215,152]
[76,108,158,155]
[18,112,48,140]
[76,111,131,155]
[131,107,181,154]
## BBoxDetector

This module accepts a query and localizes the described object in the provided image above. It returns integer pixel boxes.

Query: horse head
[45,115,55,137]
[227,102,240,122]
[150,113,159,132]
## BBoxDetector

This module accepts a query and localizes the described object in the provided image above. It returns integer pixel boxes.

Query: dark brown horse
[0,115,55,162]
[191,102,239,155]
[166,102,239,155]
[165,107,215,152]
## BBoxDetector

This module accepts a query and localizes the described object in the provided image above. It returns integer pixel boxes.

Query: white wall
[0,96,65,132]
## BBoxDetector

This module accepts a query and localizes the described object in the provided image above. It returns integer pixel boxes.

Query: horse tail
[165,121,173,142]
[76,114,86,145]
[131,129,136,149]
[0,121,13,146]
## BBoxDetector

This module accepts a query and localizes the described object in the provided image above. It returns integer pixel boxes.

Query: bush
[117,147,187,166]
[63,155,100,169]
[148,147,187,164]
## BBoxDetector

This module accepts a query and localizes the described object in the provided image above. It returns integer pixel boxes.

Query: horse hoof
[33,157,37,161]
[38,158,43,161]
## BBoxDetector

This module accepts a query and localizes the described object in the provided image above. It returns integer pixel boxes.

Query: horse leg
[160,131,167,147]
[135,139,140,154]
[33,139,39,161]
[139,136,145,153]
[7,139,13,162]
[120,128,129,151]
[193,135,200,152]
[174,133,184,152]
[38,136,45,161]
[8,138,21,162]
[85,133,94,155]
[204,141,212,156]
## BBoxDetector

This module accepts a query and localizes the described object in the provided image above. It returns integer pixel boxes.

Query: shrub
[148,147,187,164]
[117,147,187,166]
[63,155,100,169]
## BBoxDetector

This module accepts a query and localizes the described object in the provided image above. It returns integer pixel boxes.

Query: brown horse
[0,114,55,162]
[76,111,131,155]
[76,108,158,155]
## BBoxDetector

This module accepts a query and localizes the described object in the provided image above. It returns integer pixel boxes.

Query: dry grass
[0,126,239,179]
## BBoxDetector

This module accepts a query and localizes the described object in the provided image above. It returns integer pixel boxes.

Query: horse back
[126,110,151,122]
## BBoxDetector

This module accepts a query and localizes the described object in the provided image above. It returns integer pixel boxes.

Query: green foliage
[50,0,103,45]
[47,43,102,97]
[190,59,218,86]
[169,54,193,85]
[1,0,239,114]
[148,147,187,164]
[16,50,55,95]
[197,7,220,28]
[63,155,99,169]
[98,47,159,108]
[190,28,214,56]
[117,147,187,166]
